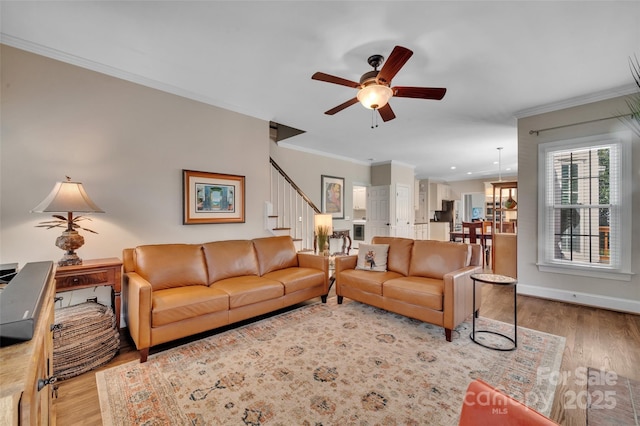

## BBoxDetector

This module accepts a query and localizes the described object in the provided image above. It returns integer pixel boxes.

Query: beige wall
[518,96,640,313]
[0,45,368,269]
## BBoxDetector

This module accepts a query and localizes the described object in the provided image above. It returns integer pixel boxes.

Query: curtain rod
[529,113,632,135]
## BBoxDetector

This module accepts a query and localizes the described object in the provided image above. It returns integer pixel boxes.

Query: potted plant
[620,55,640,136]
[316,225,330,256]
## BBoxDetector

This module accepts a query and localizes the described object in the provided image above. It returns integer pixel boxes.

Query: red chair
[459,379,558,426]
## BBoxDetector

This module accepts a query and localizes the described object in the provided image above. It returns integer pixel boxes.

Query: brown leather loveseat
[123,236,328,362]
[335,237,482,341]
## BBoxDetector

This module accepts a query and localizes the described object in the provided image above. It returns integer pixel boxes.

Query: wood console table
[54,257,123,329]
[331,229,351,255]
[313,229,352,255]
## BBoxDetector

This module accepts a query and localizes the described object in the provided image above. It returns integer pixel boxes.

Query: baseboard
[517,284,640,314]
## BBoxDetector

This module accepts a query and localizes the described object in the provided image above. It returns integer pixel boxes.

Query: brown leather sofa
[123,236,328,362]
[336,237,482,341]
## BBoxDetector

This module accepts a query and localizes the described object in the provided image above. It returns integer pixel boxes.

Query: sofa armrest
[442,264,483,330]
[124,272,152,351]
[297,253,330,292]
[297,252,328,272]
[335,255,357,273]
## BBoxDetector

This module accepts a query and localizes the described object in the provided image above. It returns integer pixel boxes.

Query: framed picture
[321,175,345,219]
[183,169,245,224]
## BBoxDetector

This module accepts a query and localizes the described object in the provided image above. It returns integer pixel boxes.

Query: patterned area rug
[97,298,565,425]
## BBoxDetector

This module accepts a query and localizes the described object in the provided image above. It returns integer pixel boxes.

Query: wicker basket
[53,301,119,380]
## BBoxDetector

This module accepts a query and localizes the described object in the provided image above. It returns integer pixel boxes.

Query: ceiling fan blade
[376,46,413,84]
[325,97,359,115]
[312,72,361,89]
[393,86,447,100]
[378,103,396,122]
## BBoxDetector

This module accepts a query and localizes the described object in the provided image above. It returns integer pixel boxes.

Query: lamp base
[58,253,83,267]
[55,230,85,267]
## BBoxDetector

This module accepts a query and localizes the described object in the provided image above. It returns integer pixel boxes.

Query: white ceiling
[2,1,639,181]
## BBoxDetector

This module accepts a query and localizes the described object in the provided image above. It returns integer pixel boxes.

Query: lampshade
[357,84,393,110]
[314,213,333,234]
[32,179,104,213]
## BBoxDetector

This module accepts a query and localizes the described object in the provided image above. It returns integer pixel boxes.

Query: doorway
[461,192,486,222]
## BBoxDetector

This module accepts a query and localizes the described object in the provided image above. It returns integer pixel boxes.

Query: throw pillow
[356,243,389,272]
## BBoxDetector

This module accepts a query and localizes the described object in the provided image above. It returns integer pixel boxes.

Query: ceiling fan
[312,45,447,123]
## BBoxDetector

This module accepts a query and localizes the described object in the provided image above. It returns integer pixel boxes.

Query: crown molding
[0,34,267,121]
[276,141,371,167]
[514,84,638,118]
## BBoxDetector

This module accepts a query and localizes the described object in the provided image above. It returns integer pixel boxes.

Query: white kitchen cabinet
[428,222,450,241]
[414,223,429,240]
[429,183,451,211]
[353,187,366,210]
[415,192,428,223]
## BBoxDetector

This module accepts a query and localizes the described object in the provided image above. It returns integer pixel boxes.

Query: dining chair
[482,221,492,267]
[461,222,483,244]
[461,222,485,267]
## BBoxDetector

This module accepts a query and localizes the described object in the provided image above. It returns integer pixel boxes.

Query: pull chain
[371,109,379,129]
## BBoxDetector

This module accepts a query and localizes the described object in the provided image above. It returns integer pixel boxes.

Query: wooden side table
[54,257,123,329]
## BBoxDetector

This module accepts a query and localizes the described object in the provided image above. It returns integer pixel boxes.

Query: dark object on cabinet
[0,261,53,345]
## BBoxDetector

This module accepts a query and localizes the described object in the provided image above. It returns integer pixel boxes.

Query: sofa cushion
[339,269,404,295]
[356,243,389,272]
[135,244,208,291]
[263,267,325,293]
[383,277,444,311]
[213,276,284,308]
[252,236,298,276]
[409,240,470,279]
[371,236,414,276]
[203,240,259,284]
[152,285,229,327]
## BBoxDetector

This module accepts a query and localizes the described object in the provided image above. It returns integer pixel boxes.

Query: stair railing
[268,158,320,251]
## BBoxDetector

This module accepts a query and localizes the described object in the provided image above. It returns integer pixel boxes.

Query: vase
[504,190,517,210]
[317,236,328,256]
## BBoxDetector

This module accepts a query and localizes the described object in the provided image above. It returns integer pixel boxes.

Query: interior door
[366,185,390,242]
[395,184,411,237]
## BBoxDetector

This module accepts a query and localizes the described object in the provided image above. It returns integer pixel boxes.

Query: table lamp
[32,176,104,266]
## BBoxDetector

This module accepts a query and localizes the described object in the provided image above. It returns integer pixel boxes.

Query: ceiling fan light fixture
[357,84,393,110]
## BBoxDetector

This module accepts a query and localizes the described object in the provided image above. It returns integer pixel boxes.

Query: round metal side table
[470,273,517,351]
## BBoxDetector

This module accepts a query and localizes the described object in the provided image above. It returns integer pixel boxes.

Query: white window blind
[538,133,632,280]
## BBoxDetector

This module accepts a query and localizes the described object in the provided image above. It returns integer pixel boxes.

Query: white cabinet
[415,192,428,223]
[353,187,366,210]
[414,223,429,240]
[429,183,451,210]
[428,222,450,241]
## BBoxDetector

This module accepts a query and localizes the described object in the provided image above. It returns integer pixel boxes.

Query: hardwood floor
[54,285,640,425]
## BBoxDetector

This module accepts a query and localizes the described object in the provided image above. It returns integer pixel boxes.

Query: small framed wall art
[183,169,245,224]
[321,175,345,219]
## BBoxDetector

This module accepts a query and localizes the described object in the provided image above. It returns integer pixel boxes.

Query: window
[538,132,632,280]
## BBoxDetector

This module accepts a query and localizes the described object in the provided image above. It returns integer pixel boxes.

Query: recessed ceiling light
[467,172,472,175]
[450,166,456,170]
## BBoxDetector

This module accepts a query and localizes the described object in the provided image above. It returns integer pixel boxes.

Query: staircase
[266,158,319,252]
